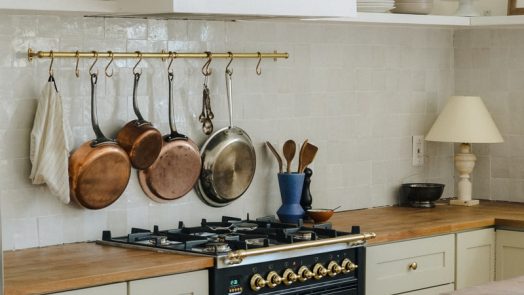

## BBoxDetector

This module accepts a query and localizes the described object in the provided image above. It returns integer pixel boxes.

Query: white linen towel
[30,80,73,204]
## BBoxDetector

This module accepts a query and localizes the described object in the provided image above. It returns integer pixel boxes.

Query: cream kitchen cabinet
[496,229,524,281]
[128,270,209,295]
[50,283,127,295]
[455,228,495,289]
[400,284,455,295]
[366,234,455,295]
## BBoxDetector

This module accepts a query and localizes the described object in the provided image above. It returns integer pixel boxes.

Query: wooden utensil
[266,141,283,173]
[283,140,296,173]
[298,141,318,173]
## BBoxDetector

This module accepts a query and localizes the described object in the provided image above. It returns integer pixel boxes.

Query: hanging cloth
[29,75,73,204]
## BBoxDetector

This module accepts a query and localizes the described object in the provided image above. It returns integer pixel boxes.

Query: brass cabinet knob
[282,268,298,286]
[341,258,358,273]
[298,266,313,282]
[409,262,418,270]
[266,271,282,288]
[327,261,342,277]
[313,263,328,280]
[250,274,266,291]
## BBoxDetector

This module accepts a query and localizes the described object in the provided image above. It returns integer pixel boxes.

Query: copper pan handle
[131,72,146,123]
[165,72,187,142]
[90,73,111,146]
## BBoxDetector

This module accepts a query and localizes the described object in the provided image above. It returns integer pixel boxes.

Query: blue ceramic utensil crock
[277,173,305,224]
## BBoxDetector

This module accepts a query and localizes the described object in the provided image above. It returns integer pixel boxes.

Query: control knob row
[250,259,358,291]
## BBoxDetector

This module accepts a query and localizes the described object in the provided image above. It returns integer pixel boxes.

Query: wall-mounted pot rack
[27,48,289,62]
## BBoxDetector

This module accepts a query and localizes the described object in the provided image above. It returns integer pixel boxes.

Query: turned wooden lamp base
[450,143,480,207]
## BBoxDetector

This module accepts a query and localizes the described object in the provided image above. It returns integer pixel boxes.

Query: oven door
[267,278,358,295]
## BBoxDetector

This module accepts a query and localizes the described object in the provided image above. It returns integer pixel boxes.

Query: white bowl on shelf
[391,2,433,14]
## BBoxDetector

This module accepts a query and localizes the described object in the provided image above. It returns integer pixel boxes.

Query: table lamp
[425,96,503,206]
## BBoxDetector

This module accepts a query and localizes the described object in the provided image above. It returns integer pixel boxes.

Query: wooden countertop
[330,200,524,245]
[6,200,524,295]
[3,243,214,295]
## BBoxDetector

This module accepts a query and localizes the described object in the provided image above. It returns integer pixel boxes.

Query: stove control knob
[250,274,267,291]
[298,266,313,282]
[313,263,328,280]
[282,268,298,285]
[327,261,342,277]
[341,258,358,273]
[266,271,282,288]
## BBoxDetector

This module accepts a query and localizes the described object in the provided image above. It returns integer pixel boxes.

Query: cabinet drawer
[129,270,209,295]
[366,234,455,295]
[50,283,127,295]
[401,284,454,295]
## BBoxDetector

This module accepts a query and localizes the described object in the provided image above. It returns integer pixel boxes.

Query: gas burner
[292,230,314,241]
[209,234,240,243]
[244,237,266,247]
[201,242,232,254]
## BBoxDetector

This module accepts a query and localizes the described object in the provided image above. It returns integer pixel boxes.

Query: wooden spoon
[297,139,308,174]
[298,141,318,173]
[283,140,296,173]
[266,141,283,173]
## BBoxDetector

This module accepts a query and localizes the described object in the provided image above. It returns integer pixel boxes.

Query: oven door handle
[225,232,376,265]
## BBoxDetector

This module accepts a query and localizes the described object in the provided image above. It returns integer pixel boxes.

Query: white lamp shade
[425,96,504,143]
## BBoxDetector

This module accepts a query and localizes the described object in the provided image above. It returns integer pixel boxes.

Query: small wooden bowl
[307,209,334,223]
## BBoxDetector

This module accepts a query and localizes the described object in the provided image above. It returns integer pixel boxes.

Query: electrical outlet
[412,135,424,167]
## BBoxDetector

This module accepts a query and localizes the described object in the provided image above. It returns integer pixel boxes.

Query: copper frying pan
[69,73,131,209]
[138,68,201,202]
[116,72,162,170]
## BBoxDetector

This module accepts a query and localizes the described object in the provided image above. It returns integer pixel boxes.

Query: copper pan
[138,70,201,202]
[116,72,162,170]
[69,73,131,210]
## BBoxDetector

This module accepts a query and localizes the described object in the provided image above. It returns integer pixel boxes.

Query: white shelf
[308,12,470,26]
[309,13,524,27]
[0,0,118,14]
[470,15,524,26]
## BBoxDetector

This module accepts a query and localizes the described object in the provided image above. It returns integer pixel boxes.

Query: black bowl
[400,183,445,208]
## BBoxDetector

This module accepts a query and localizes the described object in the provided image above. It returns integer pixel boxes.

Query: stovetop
[101,215,359,257]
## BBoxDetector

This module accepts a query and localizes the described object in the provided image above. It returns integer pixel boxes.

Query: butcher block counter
[3,243,213,295]
[5,200,524,295]
[330,200,524,245]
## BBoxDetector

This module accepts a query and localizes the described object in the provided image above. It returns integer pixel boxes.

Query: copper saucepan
[116,71,163,170]
[69,73,131,209]
[138,61,201,202]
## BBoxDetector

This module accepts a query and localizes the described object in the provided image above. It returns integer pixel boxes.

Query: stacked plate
[391,0,433,14]
[357,0,395,13]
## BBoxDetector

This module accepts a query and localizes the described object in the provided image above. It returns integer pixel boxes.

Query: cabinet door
[496,230,524,281]
[366,234,455,295]
[400,284,454,295]
[455,228,495,289]
[129,270,209,295]
[50,283,127,295]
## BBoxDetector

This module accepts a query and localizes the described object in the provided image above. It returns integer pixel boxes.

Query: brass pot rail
[27,48,289,61]
[225,232,376,265]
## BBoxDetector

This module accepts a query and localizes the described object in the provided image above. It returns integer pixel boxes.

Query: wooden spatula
[266,141,283,173]
[283,140,296,173]
[298,141,318,173]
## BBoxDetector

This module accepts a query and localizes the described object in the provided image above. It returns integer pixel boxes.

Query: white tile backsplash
[0,16,455,249]
[454,28,524,203]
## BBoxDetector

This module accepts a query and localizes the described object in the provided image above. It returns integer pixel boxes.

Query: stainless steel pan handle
[225,68,233,128]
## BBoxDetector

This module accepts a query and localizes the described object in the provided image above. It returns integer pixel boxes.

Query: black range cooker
[99,215,376,295]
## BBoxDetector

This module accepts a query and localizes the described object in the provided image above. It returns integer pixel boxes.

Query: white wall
[0,15,455,250]
[454,28,524,202]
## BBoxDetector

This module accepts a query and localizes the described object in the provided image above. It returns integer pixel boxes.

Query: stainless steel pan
[196,64,256,207]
